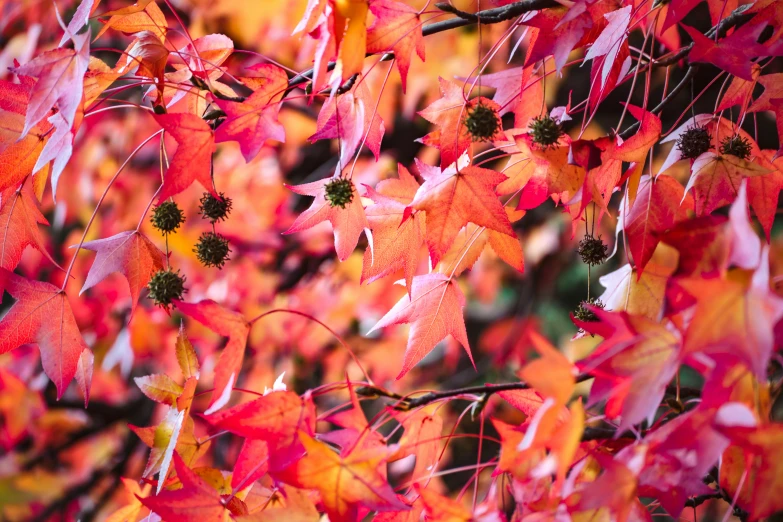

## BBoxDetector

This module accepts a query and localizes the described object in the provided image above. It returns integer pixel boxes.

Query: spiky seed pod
[465,103,501,142]
[324,178,354,209]
[199,192,233,223]
[578,235,609,266]
[574,297,605,323]
[719,135,752,160]
[676,126,712,160]
[194,232,231,269]
[528,115,563,149]
[147,269,187,308]
[151,201,185,234]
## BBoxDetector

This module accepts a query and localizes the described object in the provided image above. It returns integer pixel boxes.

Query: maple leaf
[369,273,472,379]
[410,163,514,266]
[523,6,594,73]
[175,326,200,381]
[204,390,317,471]
[214,64,287,163]
[309,82,385,166]
[748,150,783,239]
[106,477,152,522]
[748,72,783,112]
[140,452,235,521]
[717,64,761,111]
[0,368,45,451]
[434,213,525,277]
[673,249,783,377]
[686,152,769,216]
[596,244,678,322]
[10,29,90,139]
[0,181,58,271]
[718,424,783,520]
[620,174,692,275]
[280,432,407,522]
[135,373,184,407]
[153,113,217,201]
[284,175,369,262]
[361,164,425,293]
[660,215,730,277]
[366,0,425,91]
[174,299,250,414]
[507,134,585,210]
[416,485,471,522]
[96,0,168,41]
[79,230,166,314]
[0,269,90,399]
[577,309,680,432]
[584,6,632,90]
[683,22,769,81]
[389,405,442,483]
[232,439,269,491]
[418,79,502,169]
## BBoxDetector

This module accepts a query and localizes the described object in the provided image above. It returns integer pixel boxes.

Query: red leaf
[369,273,473,379]
[80,230,166,314]
[284,175,369,262]
[0,181,58,271]
[366,0,425,92]
[214,64,287,162]
[0,269,90,399]
[174,299,250,414]
[309,82,385,165]
[683,22,769,81]
[361,164,425,294]
[686,152,769,216]
[231,439,269,491]
[280,432,407,522]
[10,30,90,138]
[204,390,317,471]
[410,163,514,266]
[153,113,216,201]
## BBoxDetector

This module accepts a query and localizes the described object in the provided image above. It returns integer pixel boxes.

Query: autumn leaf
[389,405,442,483]
[577,308,681,432]
[583,6,631,90]
[231,439,269,491]
[748,150,783,240]
[10,29,90,139]
[597,243,679,321]
[416,485,471,522]
[418,79,502,169]
[175,326,200,380]
[309,82,385,165]
[366,0,425,91]
[686,152,769,216]
[621,174,692,275]
[674,249,783,377]
[96,0,167,41]
[523,6,594,73]
[174,299,250,414]
[284,175,369,262]
[79,230,166,314]
[153,113,217,201]
[0,181,58,271]
[204,390,317,471]
[683,21,769,81]
[135,373,184,407]
[140,452,235,521]
[280,432,407,522]
[369,273,472,379]
[361,164,425,294]
[214,64,287,163]
[0,269,90,399]
[410,163,514,266]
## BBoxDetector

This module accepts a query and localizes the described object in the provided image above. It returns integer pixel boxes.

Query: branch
[283,0,558,92]
[359,373,700,410]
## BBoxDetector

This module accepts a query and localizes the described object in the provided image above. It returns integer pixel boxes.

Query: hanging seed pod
[528,115,563,149]
[578,235,609,266]
[199,192,233,223]
[151,201,185,234]
[574,297,605,323]
[676,126,712,159]
[719,135,752,160]
[465,102,501,142]
[194,231,231,269]
[147,269,187,308]
[324,178,354,209]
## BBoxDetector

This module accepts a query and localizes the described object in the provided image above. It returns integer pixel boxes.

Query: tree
[0,0,782,520]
